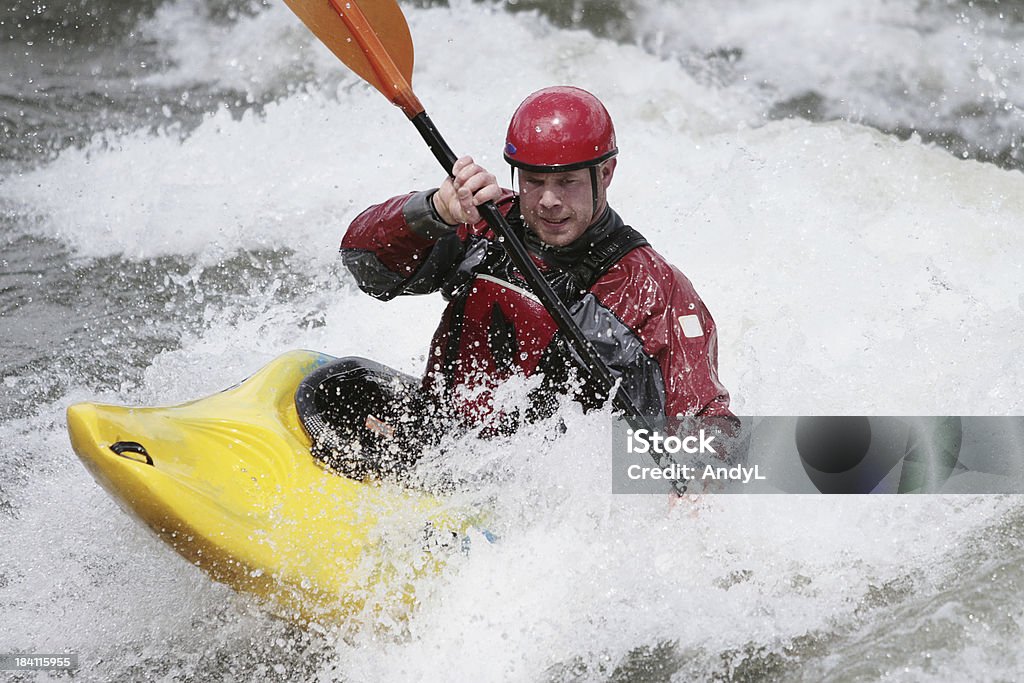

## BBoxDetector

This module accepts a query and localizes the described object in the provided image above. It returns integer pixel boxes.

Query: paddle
[281,0,664,443]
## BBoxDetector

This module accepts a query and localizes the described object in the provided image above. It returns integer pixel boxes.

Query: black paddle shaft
[410,111,656,432]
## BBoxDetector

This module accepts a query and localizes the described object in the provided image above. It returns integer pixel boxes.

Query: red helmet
[503,86,617,173]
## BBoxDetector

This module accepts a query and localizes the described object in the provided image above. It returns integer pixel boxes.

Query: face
[517,159,616,248]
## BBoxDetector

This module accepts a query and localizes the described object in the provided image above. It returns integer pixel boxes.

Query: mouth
[539,216,571,230]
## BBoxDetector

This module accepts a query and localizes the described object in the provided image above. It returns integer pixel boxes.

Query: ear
[600,158,617,189]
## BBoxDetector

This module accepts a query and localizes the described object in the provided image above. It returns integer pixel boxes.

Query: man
[298,86,732,477]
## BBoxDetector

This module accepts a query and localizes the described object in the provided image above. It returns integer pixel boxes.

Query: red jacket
[341,189,733,423]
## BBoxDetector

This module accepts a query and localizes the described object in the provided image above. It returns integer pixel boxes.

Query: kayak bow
[66,350,469,624]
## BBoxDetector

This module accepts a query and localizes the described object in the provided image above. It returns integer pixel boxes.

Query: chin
[544,224,586,247]
[542,234,576,248]
[524,214,584,247]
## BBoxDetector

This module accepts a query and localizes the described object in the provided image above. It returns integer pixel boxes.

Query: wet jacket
[341,189,733,423]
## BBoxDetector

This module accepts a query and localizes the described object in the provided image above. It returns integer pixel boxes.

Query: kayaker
[299,86,734,477]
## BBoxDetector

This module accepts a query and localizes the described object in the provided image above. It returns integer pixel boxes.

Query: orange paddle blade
[281,0,422,115]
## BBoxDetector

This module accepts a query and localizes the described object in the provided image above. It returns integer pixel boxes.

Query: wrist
[429,190,458,226]
[402,189,456,240]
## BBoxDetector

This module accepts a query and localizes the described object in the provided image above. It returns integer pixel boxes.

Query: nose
[538,188,560,209]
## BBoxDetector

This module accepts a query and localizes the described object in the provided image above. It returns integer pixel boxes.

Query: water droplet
[534,125,542,133]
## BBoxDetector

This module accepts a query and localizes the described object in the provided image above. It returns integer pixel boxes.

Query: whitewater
[2,0,1022,680]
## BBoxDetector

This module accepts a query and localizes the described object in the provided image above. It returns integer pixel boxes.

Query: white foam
[631,0,1024,148]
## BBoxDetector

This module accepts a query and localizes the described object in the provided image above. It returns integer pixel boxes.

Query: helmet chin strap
[589,165,599,222]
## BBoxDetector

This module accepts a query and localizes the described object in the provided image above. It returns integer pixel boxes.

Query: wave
[4,0,1022,170]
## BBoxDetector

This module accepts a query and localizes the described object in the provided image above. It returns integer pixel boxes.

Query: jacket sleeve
[340,190,466,300]
[589,248,734,420]
[341,189,518,301]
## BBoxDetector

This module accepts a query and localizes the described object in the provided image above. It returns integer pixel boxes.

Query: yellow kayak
[66,350,468,625]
